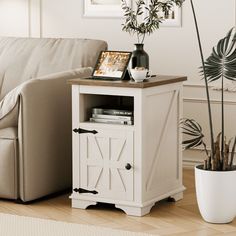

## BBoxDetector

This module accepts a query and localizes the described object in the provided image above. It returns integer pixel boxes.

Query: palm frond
[181,119,206,151]
[200,27,236,83]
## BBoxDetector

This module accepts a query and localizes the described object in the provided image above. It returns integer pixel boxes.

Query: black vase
[131,44,149,69]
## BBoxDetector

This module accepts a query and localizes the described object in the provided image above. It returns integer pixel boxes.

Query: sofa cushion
[0,127,18,199]
[0,67,93,130]
[0,37,107,100]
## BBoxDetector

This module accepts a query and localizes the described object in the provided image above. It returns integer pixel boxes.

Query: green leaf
[121,0,184,42]
[181,118,206,150]
[200,27,236,83]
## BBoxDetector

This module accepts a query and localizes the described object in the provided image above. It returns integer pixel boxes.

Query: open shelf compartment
[79,94,134,126]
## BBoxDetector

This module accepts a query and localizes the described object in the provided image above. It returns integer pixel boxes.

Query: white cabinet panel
[79,126,134,201]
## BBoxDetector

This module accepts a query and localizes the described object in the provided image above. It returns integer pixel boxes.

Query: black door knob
[125,163,132,170]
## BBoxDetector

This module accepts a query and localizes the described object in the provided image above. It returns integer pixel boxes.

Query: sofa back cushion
[0,37,107,100]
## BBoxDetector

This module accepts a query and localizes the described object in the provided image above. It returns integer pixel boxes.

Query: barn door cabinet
[68,75,187,216]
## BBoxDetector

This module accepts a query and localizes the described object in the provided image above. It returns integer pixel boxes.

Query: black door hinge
[74,188,98,195]
[73,128,98,135]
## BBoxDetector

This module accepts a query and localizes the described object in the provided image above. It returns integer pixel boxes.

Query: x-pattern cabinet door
[79,127,134,202]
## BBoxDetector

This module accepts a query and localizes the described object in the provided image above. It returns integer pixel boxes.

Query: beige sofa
[0,37,107,202]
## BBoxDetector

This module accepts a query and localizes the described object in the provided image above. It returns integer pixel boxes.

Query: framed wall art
[84,0,131,18]
[160,5,182,27]
[144,1,182,27]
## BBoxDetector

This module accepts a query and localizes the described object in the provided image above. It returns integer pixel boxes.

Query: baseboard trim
[183,159,202,169]
[183,149,236,169]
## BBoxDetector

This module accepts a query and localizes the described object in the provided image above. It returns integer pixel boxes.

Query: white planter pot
[195,165,236,224]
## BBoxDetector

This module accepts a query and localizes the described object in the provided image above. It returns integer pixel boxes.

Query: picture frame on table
[92,51,131,80]
[84,0,132,18]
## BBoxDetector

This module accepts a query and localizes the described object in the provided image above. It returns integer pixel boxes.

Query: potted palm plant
[182,0,236,223]
[121,0,184,69]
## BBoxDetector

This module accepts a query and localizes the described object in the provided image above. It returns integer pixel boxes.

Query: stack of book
[90,108,133,125]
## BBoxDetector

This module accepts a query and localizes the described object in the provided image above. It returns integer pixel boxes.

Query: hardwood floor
[0,169,236,235]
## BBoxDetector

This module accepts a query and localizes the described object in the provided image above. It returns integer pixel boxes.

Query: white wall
[0,0,235,166]
[41,0,235,84]
[0,0,234,82]
[0,0,29,36]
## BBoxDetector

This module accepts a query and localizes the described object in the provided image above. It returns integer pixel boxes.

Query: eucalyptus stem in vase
[121,0,184,69]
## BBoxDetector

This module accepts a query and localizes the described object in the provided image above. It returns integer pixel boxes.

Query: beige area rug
[0,213,155,236]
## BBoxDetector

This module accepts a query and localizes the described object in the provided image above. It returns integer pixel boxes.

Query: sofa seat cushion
[0,127,18,199]
[0,67,93,130]
[0,37,107,100]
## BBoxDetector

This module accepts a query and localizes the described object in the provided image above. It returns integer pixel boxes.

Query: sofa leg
[15,199,28,204]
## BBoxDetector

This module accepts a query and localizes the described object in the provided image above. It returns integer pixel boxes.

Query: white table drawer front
[79,127,134,202]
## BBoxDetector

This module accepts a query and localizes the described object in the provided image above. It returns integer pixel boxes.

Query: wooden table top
[68,75,187,89]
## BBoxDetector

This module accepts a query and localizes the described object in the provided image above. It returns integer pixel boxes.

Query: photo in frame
[84,0,131,18]
[92,51,131,80]
[160,5,182,27]
[144,1,182,27]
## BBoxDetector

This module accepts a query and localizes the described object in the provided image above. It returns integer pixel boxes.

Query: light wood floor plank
[0,169,235,235]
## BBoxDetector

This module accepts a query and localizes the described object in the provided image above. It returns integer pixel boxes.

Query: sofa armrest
[17,67,92,201]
